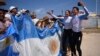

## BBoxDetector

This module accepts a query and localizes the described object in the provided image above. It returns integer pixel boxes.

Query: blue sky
[0,0,99,18]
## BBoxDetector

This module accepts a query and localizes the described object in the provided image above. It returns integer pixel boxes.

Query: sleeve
[79,6,89,20]
[50,14,64,19]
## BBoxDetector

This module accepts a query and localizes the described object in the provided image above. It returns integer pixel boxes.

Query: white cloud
[35,8,45,14]
[35,8,47,18]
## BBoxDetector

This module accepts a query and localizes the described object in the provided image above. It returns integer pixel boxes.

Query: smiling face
[65,10,71,17]
[72,7,79,15]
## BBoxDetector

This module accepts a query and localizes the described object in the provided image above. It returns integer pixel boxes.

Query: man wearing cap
[4,6,18,29]
[5,6,18,20]
[31,12,39,25]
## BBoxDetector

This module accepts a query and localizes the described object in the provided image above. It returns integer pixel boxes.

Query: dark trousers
[71,31,82,56]
[62,29,72,56]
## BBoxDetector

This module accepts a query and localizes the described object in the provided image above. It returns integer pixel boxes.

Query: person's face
[42,21,45,25]
[11,8,18,14]
[65,11,70,16]
[37,21,42,28]
[41,21,45,28]
[0,11,4,20]
[0,11,4,17]
[31,15,36,19]
[72,8,79,15]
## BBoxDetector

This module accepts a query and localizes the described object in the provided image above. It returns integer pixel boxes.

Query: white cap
[9,6,16,11]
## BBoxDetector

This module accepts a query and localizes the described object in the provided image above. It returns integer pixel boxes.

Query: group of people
[0,3,61,56]
[47,1,89,56]
[0,1,89,56]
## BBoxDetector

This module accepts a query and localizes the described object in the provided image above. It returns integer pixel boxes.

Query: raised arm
[78,2,89,20]
[47,12,64,19]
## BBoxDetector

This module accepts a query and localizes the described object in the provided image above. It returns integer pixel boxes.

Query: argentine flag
[0,13,61,56]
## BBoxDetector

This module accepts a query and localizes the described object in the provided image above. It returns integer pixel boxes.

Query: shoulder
[68,16,73,20]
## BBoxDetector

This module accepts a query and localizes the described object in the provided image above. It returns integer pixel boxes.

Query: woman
[47,10,73,56]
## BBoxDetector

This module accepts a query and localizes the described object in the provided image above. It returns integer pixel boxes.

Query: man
[0,9,6,34]
[71,1,89,56]
[5,6,18,20]
[31,12,39,25]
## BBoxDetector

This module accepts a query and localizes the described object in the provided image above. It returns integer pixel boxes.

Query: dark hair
[73,7,79,12]
[50,18,57,22]
[0,9,8,14]
[26,10,30,13]
[65,10,71,16]
[66,10,71,14]
[0,9,4,11]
